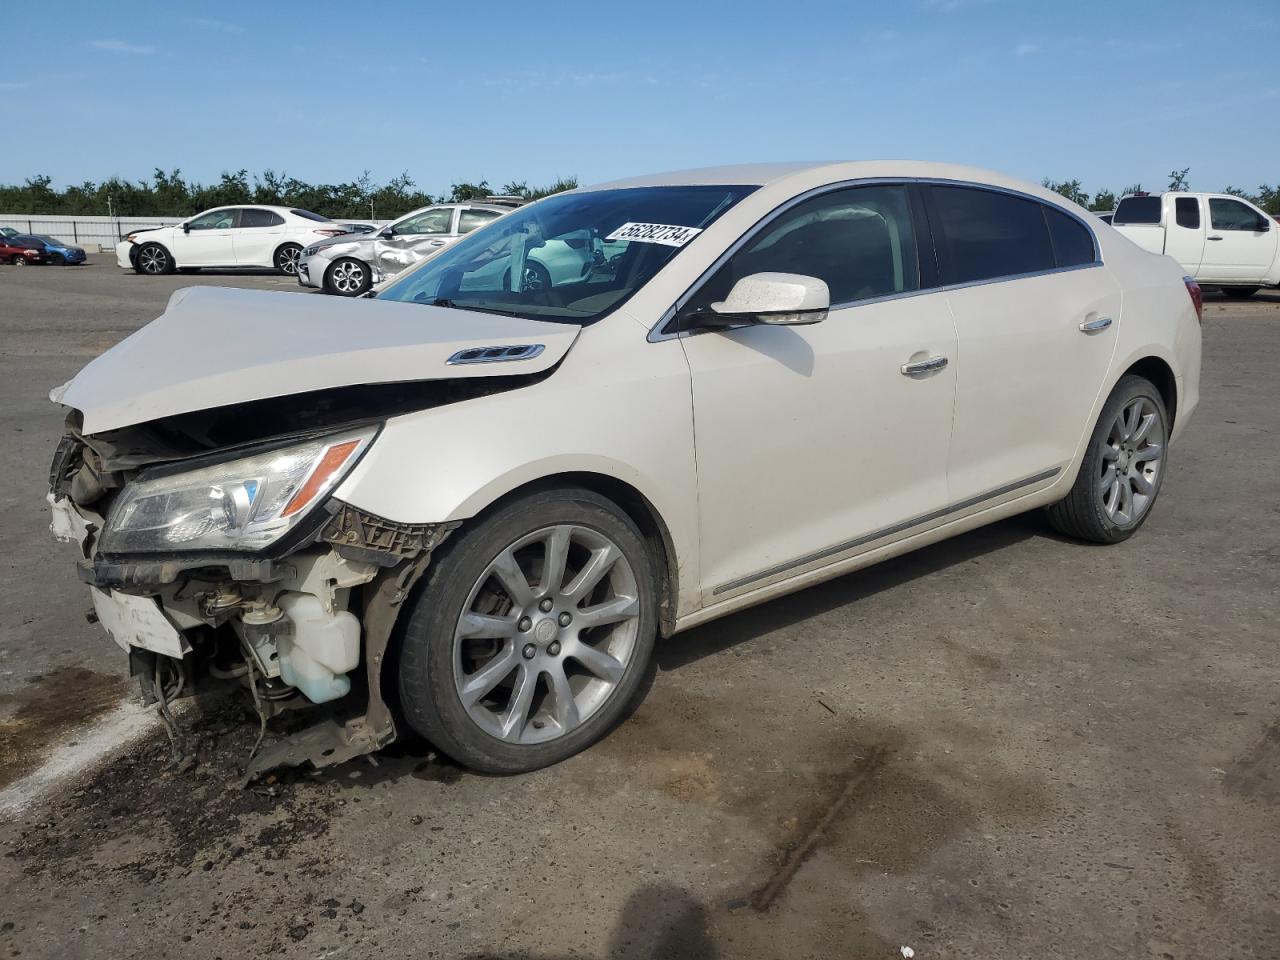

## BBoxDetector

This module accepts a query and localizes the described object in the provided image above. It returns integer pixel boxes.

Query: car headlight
[100,427,376,554]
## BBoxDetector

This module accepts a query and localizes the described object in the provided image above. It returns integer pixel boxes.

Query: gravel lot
[1,256,1278,959]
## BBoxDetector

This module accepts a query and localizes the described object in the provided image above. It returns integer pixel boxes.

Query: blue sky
[4,0,1277,199]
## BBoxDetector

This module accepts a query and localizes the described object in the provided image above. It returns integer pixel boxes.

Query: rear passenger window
[928,186,1054,284]
[1043,206,1096,268]
[1175,197,1200,229]
[240,209,284,228]
[687,184,920,309]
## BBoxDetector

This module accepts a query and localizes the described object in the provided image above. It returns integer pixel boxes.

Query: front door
[679,184,957,603]
[170,208,238,266]
[1200,197,1277,282]
[373,207,458,278]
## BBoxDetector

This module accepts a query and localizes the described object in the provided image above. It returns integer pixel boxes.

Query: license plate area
[90,587,191,659]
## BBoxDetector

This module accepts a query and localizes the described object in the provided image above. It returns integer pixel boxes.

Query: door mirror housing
[182,222,191,233]
[693,272,830,329]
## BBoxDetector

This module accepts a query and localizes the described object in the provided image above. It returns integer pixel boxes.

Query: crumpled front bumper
[48,488,457,779]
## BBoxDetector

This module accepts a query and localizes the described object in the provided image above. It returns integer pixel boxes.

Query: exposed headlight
[100,427,376,554]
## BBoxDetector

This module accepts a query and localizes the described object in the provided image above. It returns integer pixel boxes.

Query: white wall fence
[0,214,183,249]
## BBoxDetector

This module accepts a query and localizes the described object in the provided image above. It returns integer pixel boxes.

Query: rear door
[924,184,1120,504]
[1164,196,1206,275]
[231,208,286,266]
[1200,197,1277,282]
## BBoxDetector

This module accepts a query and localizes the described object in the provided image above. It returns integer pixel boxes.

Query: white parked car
[50,161,1201,777]
[116,206,352,276]
[298,200,523,296]
[1111,191,1280,298]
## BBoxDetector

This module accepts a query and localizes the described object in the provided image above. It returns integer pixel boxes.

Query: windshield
[377,185,756,324]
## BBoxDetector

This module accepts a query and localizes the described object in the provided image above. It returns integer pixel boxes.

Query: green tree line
[0,169,579,219]
[1042,168,1280,214]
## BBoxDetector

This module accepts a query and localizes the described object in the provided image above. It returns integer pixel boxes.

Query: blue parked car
[12,234,87,265]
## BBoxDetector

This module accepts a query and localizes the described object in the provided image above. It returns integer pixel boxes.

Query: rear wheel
[1222,286,1259,299]
[11,255,28,266]
[325,258,371,296]
[274,243,303,276]
[135,243,174,275]
[1047,375,1168,543]
[398,488,658,773]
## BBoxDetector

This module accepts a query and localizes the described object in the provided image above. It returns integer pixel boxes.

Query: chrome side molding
[712,466,1062,596]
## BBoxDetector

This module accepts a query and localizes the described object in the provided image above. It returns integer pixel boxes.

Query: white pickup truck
[1111,192,1279,298]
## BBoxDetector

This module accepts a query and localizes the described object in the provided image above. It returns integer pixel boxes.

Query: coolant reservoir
[275,592,360,704]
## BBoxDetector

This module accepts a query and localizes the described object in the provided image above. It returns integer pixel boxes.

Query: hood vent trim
[446,344,546,365]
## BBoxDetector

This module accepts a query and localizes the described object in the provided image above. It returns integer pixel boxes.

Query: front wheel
[134,242,174,275]
[11,255,29,266]
[274,243,303,276]
[397,488,658,773]
[1046,375,1169,543]
[325,258,371,296]
[49,253,65,266]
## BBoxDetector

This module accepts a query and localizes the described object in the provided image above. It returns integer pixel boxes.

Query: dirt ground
[1,259,1277,959]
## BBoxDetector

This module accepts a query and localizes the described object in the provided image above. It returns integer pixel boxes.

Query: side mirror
[1257,219,1271,232]
[696,273,830,328]
[380,226,395,238]
[182,222,191,233]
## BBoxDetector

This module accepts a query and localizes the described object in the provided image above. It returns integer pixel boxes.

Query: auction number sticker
[606,222,704,247]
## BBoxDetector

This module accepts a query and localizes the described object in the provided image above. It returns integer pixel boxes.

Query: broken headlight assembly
[100,427,377,554]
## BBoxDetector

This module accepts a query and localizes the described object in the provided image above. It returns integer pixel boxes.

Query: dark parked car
[1,236,48,265]
[12,234,87,265]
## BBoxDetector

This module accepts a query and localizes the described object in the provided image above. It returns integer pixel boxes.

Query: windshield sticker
[606,222,703,247]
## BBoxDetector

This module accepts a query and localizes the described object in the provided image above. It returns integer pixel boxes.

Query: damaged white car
[48,162,1202,776]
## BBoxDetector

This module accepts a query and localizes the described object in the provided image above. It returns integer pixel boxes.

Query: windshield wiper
[421,297,530,319]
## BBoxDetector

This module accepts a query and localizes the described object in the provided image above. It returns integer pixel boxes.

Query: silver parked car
[298,199,525,296]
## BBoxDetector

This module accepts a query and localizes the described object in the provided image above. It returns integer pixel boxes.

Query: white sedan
[116,205,351,276]
[52,161,1200,777]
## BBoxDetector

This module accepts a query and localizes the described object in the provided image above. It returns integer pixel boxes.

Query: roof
[578,160,1060,196]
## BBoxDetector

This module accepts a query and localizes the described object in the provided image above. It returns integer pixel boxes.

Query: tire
[49,253,65,266]
[398,487,659,773]
[1222,286,1259,299]
[11,255,28,266]
[502,260,553,293]
[274,243,303,276]
[1046,375,1169,544]
[134,242,174,275]
[325,258,371,296]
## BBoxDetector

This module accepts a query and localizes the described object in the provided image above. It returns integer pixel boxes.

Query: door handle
[1207,235,1224,241]
[900,356,948,376]
[1079,316,1113,333]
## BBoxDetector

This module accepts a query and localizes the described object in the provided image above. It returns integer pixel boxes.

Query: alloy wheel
[1098,396,1164,525]
[139,246,167,274]
[331,260,366,294]
[453,524,641,745]
[278,246,301,275]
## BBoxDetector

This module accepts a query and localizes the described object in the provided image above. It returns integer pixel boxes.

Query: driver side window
[394,208,455,236]
[187,209,237,230]
[687,185,920,312]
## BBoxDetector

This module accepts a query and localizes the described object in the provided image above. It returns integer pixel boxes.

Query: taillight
[314,228,346,237]
[1183,275,1203,324]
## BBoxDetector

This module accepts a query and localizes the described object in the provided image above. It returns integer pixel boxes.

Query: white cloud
[1015,42,1040,57]
[189,17,244,34]
[89,39,156,55]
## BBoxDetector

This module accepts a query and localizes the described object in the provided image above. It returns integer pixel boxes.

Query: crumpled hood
[54,286,579,434]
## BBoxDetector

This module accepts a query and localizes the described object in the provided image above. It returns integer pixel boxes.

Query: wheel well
[274,240,303,260]
[1123,356,1177,428]
[476,473,680,637]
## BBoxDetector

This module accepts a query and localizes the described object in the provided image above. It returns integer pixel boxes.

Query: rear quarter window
[1044,206,1097,267]
[1113,196,1162,225]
